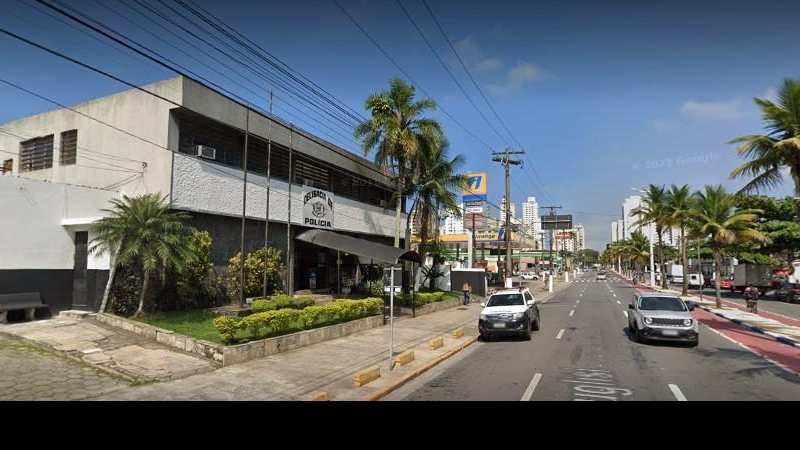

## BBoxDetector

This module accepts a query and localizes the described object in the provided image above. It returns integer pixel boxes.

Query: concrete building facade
[0,77,401,312]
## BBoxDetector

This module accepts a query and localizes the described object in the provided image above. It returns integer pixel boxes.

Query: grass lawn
[139,311,224,344]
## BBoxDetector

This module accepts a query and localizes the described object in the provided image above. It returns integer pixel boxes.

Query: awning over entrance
[295,230,421,265]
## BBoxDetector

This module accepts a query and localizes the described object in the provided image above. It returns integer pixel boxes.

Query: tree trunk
[394,171,403,249]
[680,226,688,296]
[98,244,119,313]
[658,227,667,289]
[713,245,722,308]
[136,271,151,317]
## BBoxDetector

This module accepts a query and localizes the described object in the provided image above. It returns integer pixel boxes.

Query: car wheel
[532,312,541,331]
[632,324,642,342]
[480,332,490,342]
[524,320,532,341]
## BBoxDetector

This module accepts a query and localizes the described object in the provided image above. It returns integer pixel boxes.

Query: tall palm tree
[408,140,466,260]
[692,185,769,307]
[620,232,651,278]
[666,184,693,296]
[355,78,445,248]
[632,185,670,288]
[730,78,800,223]
[90,194,194,316]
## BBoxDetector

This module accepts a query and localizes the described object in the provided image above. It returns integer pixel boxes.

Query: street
[388,272,800,401]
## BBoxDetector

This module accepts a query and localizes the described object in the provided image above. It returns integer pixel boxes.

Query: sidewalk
[93,278,570,401]
[611,270,800,349]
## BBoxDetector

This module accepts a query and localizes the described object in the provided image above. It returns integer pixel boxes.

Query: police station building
[0,76,401,311]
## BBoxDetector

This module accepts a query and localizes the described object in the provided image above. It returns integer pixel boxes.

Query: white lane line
[616,300,621,305]
[521,373,543,401]
[576,300,581,304]
[556,329,565,340]
[700,324,798,376]
[569,309,575,317]
[623,310,628,318]
[668,384,687,401]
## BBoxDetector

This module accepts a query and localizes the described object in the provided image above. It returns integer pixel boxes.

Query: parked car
[775,282,800,303]
[687,273,704,289]
[520,272,539,280]
[479,288,540,341]
[627,293,698,347]
[704,275,733,290]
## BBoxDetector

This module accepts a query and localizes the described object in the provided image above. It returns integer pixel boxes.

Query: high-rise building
[442,204,464,235]
[522,196,542,248]
[500,196,516,221]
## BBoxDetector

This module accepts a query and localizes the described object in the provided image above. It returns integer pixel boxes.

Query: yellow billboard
[463,172,488,196]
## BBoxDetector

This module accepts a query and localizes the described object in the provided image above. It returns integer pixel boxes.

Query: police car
[479,287,541,341]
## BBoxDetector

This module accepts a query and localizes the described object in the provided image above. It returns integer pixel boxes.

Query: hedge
[213,297,383,344]
[251,295,315,313]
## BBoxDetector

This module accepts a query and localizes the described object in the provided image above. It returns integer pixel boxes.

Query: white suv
[479,288,540,341]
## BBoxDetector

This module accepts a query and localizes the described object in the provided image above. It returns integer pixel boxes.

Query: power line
[331,0,496,151]
[394,0,510,147]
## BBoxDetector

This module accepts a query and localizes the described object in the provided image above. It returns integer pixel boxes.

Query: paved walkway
[0,313,216,383]
[0,335,128,401]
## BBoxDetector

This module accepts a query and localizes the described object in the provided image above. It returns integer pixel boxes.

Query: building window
[60,130,77,165]
[19,135,54,172]
[1,159,12,175]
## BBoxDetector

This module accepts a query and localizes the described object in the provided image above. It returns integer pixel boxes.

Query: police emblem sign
[303,188,334,230]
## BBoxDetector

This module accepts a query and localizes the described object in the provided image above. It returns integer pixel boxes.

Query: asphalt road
[388,273,800,401]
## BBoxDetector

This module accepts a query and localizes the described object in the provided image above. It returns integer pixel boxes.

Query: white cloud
[487,61,548,94]
[453,37,503,72]
[680,99,744,121]
[650,119,679,133]
[760,87,779,103]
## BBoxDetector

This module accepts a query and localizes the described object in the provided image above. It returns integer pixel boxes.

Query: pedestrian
[743,283,759,314]
[462,282,472,306]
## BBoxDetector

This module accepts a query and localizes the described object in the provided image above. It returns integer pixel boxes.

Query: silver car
[627,293,698,347]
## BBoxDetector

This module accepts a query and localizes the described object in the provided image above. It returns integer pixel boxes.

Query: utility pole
[492,149,524,282]
[239,107,250,308]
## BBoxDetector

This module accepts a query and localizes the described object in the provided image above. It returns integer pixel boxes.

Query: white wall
[0,177,116,270]
[171,153,399,238]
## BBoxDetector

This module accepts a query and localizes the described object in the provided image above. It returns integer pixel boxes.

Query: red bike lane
[612,273,800,376]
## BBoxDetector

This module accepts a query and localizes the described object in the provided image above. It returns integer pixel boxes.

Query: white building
[442,204,464,235]
[500,196,516,222]
[521,196,542,248]
[0,76,401,312]
[612,195,678,246]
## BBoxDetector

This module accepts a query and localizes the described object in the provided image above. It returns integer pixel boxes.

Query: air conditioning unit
[194,145,216,160]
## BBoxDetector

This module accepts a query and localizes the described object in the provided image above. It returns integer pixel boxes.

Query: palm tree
[620,232,651,280]
[408,140,466,260]
[355,78,445,249]
[666,184,693,296]
[692,185,769,307]
[632,185,670,288]
[90,194,194,316]
[730,78,800,223]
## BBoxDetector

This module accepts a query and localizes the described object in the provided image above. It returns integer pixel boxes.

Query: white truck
[666,264,683,283]
[732,263,772,294]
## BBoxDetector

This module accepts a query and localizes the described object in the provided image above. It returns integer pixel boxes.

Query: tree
[692,185,769,307]
[730,78,800,224]
[580,249,600,266]
[620,232,651,275]
[666,184,693,295]
[355,78,445,249]
[408,139,465,260]
[90,194,194,316]
[632,184,670,288]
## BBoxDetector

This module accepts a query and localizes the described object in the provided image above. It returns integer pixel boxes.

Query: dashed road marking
[556,329,565,340]
[616,300,621,305]
[668,384,687,401]
[569,310,575,317]
[521,373,542,401]
[623,310,628,318]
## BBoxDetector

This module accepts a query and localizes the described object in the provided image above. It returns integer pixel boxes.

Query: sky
[1,0,799,249]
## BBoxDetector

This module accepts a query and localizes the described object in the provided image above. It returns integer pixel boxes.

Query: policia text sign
[303,188,335,230]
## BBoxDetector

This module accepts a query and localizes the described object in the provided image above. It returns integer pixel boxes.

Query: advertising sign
[303,188,335,230]
[541,214,573,230]
[464,213,484,228]
[462,172,488,202]
[465,206,484,214]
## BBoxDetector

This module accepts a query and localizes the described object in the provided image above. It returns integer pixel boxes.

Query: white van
[687,273,704,289]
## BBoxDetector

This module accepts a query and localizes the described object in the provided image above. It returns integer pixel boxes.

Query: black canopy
[295,229,421,264]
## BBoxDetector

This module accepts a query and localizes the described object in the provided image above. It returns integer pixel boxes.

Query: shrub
[175,230,215,309]
[213,316,241,345]
[227,247,284,303]
[251,295,315,313]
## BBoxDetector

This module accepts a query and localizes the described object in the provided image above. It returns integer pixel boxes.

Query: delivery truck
[732,263,772,294]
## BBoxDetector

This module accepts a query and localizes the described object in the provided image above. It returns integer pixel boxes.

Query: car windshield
[487,294,525,307]
[639,297,687,311]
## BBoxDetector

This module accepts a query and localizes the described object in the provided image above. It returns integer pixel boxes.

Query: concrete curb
[362,335,479,401]
[695,304,799,348]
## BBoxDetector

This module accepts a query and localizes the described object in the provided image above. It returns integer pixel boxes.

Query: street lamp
[632,187,656,288]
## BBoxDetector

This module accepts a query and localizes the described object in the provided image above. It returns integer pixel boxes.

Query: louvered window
[19,135,54,172]
[60,130,77,165]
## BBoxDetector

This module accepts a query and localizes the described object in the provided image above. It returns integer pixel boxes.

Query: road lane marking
[521,373,542,401]
[623,311,628,318]
[616,300,621,305]
[668,384,687,401]
[569,310,575,317]
[700,324,798,376]
[556,329,565,340]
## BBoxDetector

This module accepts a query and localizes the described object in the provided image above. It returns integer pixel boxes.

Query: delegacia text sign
[303,188,335,230]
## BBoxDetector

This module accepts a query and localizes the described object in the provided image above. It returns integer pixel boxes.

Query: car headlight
[513,312,525,320]
[644,317,653,325]
[683,319,693,326]
[480,314,488,320]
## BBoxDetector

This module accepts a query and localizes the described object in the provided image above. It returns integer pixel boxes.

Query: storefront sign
[303,188,335,230]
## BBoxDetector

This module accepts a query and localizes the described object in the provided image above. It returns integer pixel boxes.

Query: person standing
[462,282,472,306]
